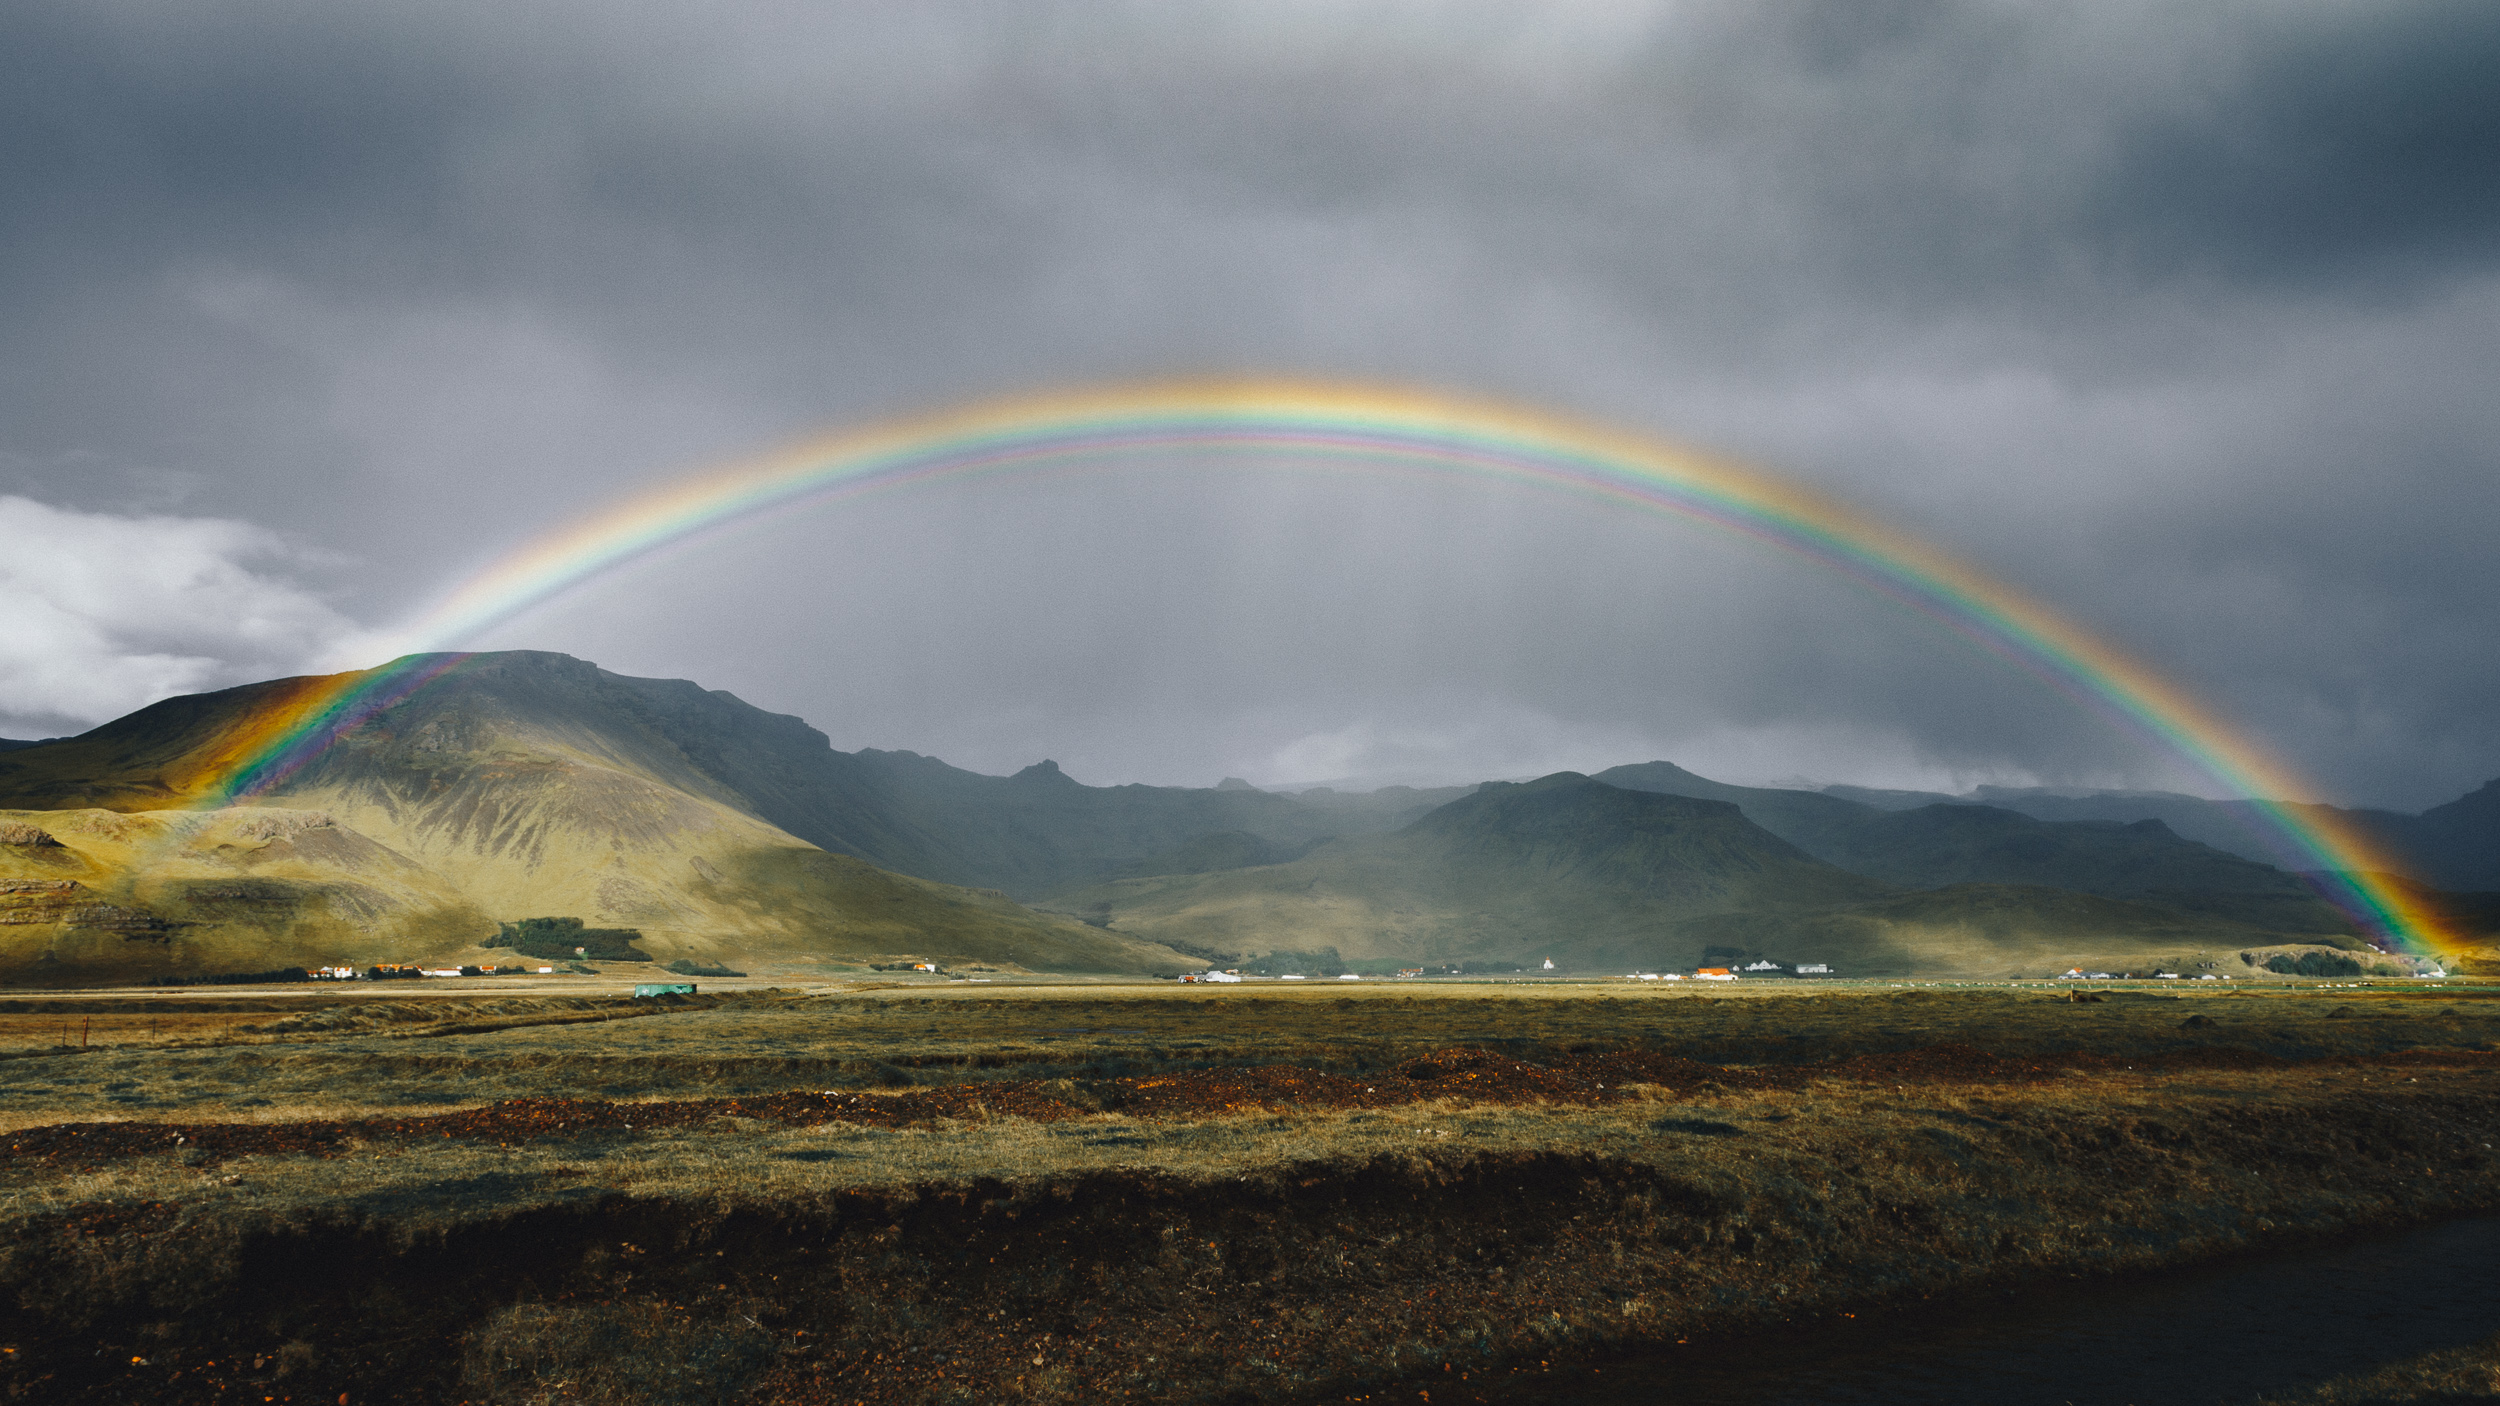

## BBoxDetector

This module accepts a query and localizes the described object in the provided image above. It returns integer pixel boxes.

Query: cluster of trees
[2262,950,2365,978]
[665,959,746,977]
[487,915,649,962]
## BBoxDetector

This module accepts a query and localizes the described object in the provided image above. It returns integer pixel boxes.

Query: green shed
[633,982,697,998]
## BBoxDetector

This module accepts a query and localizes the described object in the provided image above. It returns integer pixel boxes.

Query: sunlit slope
[1040,773,1891,962]
[0,806,489,985]
[1652,885,2348,978]
[0,655,1195,982]
[0,679,314,812]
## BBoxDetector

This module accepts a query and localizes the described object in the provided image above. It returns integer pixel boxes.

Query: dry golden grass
[6,978,2500,1404]
[3,977,2496,1131]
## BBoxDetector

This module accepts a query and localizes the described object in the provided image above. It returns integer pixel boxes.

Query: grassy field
[4,977,2500,1403]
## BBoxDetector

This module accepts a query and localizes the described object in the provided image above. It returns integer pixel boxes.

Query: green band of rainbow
[224,380,2446,952]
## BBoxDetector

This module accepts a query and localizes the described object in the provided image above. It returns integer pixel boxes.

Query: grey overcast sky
[3,1,2495,809]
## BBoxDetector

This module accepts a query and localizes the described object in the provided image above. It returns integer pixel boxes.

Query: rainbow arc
[171,381,2446,952]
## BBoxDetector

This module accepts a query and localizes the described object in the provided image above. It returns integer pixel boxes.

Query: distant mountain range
[1041,769,2393,976]
[1820,780,2500,892]
[0,650,2490,984]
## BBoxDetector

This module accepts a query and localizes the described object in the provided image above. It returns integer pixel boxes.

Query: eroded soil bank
[6,1055,2500,1404]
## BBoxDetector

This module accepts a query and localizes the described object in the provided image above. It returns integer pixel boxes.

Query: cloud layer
[0,497,371,736]
[2,1,2494,806]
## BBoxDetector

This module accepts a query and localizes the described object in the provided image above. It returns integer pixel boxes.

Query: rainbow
[208,380,2447,952]
[174,652,483,805]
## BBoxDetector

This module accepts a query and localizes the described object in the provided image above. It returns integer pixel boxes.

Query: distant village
[320,963,554,980]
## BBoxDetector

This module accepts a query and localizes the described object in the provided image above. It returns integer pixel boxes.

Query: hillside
[0,655,1427,904]
[1658,885,2336,979]
[1,651,2470,984]
[1597,762,2354,934]
[1822,777,2500,893]
[350,664,1406,898]
[1047,773,2370,975]
[0,654,1197,985]
[1039,773,1892,965]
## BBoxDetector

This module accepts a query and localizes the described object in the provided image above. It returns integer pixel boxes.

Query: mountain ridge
[1039,771,2365,975]
[0,654,1199,985]
[1,651,2488,983]
[1819,778,2500,891]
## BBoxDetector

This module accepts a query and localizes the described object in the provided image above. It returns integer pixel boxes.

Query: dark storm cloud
[2092,0,2500,286]
[1,1,2494,808]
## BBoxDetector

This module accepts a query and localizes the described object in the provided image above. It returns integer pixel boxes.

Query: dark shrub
[2265,950,2364,977]
[664,959,746,978]
[487,916,649,962]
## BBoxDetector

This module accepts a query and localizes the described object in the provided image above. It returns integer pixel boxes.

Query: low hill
[1658,885,2339,979]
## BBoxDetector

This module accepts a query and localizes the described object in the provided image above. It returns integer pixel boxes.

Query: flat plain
[6,976,2500,1404]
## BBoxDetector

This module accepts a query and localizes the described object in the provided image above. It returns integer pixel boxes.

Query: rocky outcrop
[0,880,175,936]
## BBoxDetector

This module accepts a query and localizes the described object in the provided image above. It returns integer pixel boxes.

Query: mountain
[815,752,1392,896]
[0,653,1198,985]
[2409,781,2500,891]
[1037,773,1889,965]
[1593,761,1890,859]
[3,650,2475,984]
[1821,779,2500,893]
[1600,762,2351,932]
[432,671,1413,899]
[1042,772,2353,974]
